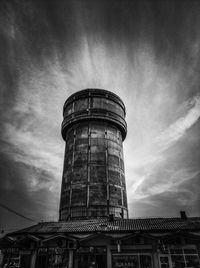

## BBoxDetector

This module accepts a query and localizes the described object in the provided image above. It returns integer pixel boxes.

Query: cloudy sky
[0,0,200,231]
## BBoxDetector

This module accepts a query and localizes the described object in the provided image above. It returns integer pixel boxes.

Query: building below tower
[1,214,200,268]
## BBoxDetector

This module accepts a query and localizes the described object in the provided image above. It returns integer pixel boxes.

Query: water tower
[59,89,128,220]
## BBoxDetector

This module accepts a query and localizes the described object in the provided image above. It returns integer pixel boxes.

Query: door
[77,253,107,268]
[95,254,107,268]
[36,255,47,268]
[20,254,31,268]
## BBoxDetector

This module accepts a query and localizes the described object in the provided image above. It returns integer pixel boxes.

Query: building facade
[1,89,200,268]
[1,216,200,268]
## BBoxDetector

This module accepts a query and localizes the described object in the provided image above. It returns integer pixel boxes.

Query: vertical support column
[86,93,91,215]
[107,244,112,268]
[152,244,160,268]
[69,128,76,219]
[72,128,76,172]
[120,171,124,217]
[87,122,91,212]
[197,243,200,262]
[30,249,37,268]
[0,251,4,268]
[105,124,109,216]
[68,250,73,268]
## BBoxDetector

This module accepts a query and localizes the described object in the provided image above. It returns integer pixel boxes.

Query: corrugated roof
[11,217,200,235]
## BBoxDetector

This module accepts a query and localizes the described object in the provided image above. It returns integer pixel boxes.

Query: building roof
[10,217,200,235]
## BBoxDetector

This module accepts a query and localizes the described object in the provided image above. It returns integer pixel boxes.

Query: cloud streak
[127,95,200,170]
[126,95,200,216]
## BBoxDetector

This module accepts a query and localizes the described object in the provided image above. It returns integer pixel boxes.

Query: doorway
[76,253,107,268]
[20,254,31,268]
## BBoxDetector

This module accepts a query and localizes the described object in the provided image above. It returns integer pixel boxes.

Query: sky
[0,0,200,232]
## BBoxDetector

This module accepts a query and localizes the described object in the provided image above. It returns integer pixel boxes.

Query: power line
[0,202,36,223]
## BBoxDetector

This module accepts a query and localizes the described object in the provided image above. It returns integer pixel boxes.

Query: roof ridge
[7,217,200,235]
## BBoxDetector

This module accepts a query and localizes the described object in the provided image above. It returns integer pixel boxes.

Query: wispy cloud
[127,95,200,171]
[126,95,200,216]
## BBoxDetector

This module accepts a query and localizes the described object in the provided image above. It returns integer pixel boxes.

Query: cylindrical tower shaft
[59,89,128,221]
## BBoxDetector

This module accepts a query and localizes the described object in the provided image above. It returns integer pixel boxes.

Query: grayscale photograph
[0,1,200,268]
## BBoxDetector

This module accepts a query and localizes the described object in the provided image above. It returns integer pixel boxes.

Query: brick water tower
[59,89,128,221]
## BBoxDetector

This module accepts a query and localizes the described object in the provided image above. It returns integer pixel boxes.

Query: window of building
[158,245,200,268]
[112,254,152,268]
[48,248,69,268]
[170,247,200,268]
[36,247,69,268]
[2,248,20,268]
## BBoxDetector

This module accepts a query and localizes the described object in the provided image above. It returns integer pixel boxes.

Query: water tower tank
[59,89,128,220]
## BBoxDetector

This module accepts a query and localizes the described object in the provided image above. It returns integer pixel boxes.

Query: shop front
[2,248,32,268]
[112,253,152,268]
[36,247,69,268]
[75,246,107,268]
